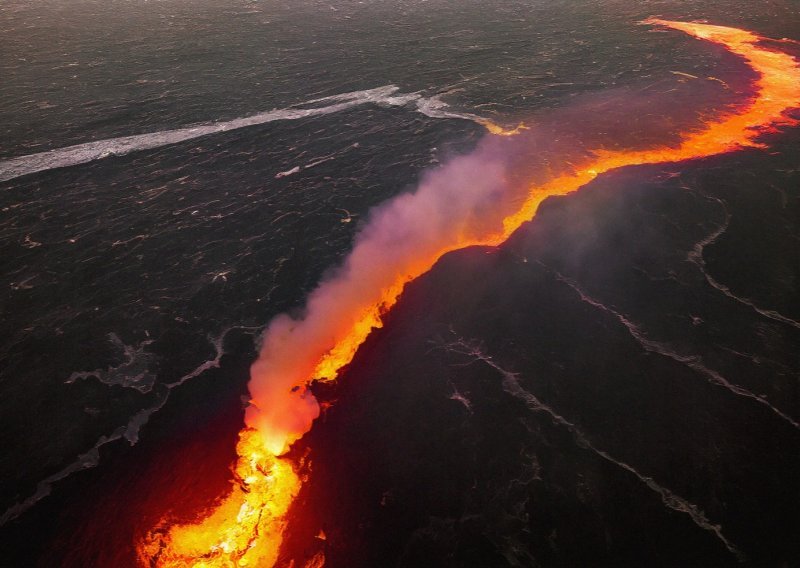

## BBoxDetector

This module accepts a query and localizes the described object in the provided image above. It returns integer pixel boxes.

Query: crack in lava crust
[138,20,800,568]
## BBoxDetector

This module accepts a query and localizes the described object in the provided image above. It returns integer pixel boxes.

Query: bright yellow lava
[138,429,299,568]
[139,20,800,568]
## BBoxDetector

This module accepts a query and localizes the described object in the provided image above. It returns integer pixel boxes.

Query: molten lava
[139,20,800,568]
[138,429,299,567]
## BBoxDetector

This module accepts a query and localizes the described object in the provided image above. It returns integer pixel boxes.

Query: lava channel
[138,19,800,568]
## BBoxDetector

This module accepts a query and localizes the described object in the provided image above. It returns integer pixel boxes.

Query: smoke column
[139,20,800,568]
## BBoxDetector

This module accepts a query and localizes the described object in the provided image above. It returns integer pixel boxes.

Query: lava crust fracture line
[686,198,800,329]
[441,337,744,561]
[139,20,800,568]
[545,263,800,430]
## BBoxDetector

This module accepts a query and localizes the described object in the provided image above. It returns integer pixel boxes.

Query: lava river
[138,19,800,568]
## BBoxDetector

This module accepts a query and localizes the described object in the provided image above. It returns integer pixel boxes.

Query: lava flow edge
[137,19,800,568]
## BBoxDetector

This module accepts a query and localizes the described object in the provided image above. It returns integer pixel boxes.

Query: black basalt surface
[2,2,800,565]
[285,131,800,567]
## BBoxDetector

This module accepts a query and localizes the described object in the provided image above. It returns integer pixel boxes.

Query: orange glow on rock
[138,20,800,568]
[480,120,530,136]
[138,428,299,567]
[501,19,800,235]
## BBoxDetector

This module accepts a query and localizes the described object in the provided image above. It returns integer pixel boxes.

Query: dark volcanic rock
[283,137,800,567]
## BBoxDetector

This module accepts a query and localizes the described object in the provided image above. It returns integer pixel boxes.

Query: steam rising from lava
[140,20,800,568]
[247,156,511,455]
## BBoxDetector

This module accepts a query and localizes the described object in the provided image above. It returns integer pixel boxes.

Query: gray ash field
[1,1,798,566]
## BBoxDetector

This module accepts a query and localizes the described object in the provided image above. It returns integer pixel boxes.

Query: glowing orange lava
[501,19,800,235]
[480,120,530,136]
[138,429,299,567]
[139,20,800,568]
